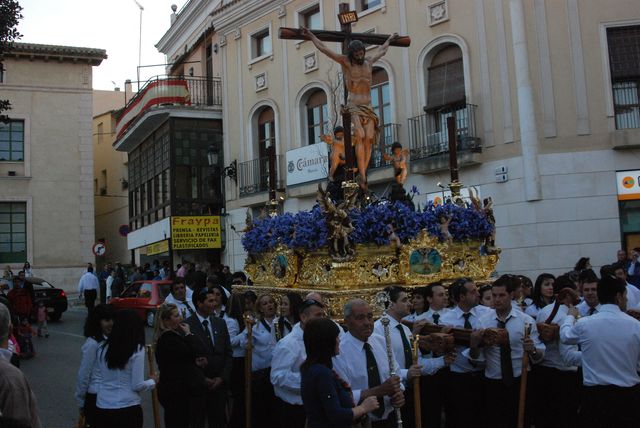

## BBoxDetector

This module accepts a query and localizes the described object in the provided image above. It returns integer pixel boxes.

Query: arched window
[426,44,464,111]
[306,90,328,145]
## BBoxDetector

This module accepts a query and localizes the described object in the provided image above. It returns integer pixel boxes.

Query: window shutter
[427,59,465,110]
[607,26,640,81]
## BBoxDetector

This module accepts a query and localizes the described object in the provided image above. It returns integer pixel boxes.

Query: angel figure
[385,222,402,249]
[439,212,453,243]
[321,126,346,182]
[317,184,355,259]
[383,142,409,185]
[468,186,482,211]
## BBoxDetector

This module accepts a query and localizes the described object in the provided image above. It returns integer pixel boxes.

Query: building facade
[152,0,640,278]
[0,43,106,290]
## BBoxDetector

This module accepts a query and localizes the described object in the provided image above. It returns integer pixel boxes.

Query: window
[0,62,5,83]
[97,122,104,144]
[0,120,24,161]
[258,108,275,192]
[426,45,465,111]
[301,5,321,30]
[371,68,390,127]
[357,0,382,12]
[607,25,640,129]
[0,202,27,263]
[252,29,272,59]
[306,90,328,144]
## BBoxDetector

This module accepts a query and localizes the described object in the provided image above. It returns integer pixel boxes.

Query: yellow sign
[338,10,358,25]
[171,216,221,250]
[146,240,169,256]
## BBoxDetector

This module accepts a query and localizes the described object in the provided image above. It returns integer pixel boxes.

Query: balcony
[115,75,222,147]
[369,123,401,170]
[238,155,285,198]
[408,104,482,173]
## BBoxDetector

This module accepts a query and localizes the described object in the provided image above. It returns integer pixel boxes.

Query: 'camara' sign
[286,143,329,186]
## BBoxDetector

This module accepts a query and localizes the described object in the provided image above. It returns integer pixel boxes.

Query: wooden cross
[279,3,410,184]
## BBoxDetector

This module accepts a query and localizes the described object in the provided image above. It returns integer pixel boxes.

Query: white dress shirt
[75,337,102,408]
[164,293,197,319]
[402,312,426,323]
[626,283,640,309]
[78,272,99,293]
[106,276,114,299]
[576,301,601,317]
[224,316,247,358]
[415,307,450,324]
[535,304,579,372]
[270,323,305,405]
[333,332,404,422]
[468,308,545,380]
[372,316,445,379]
[560,304,640,387]
[252,317,276,371]
[525,304,541,318]
[95,346,155,409]
[440,305,487,373]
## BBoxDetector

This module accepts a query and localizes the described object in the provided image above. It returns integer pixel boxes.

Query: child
[17,316,36,359]
[36,301,49,338]
[383,142,409,185]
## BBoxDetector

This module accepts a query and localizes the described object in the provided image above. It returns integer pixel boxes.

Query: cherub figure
[439,212,453,243]
[321,126,346,182]
[383,142,409,185]
[385,222,402,249]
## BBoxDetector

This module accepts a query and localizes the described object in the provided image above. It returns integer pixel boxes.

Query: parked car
[26,277,68,322]
[110,280,172,327]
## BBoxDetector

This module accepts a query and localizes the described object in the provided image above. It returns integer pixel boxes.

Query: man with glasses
[270,299,326,428]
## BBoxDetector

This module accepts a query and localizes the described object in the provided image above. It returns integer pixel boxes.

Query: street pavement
[20,306,156,428]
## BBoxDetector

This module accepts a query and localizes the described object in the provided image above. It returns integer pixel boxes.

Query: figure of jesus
[301,27,398,190]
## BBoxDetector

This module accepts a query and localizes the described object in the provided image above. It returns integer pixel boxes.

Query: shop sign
[146,240,169,256]
[286,143,329,186]
[171,216,221,249]
[616,170,640,200]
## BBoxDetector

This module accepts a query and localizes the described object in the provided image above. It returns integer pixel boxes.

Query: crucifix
[279,3,410,196]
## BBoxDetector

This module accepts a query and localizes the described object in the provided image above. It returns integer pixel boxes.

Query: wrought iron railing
[408,104,480,159]
[238,155,285,197]
[125,75,222,108]
[613,81,640,130]
[369,123,401,170]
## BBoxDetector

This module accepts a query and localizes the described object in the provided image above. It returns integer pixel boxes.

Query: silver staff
[376,292,403,428]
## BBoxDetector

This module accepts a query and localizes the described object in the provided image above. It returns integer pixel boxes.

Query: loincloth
[342,104,380,145]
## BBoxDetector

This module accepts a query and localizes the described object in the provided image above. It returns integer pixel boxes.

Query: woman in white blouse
[74,304,115,428]
[95,309,157,428]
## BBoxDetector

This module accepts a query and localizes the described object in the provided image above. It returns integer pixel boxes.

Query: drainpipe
[509,0,542,201]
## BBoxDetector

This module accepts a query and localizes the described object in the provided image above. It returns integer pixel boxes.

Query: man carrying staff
[301,27,397,190]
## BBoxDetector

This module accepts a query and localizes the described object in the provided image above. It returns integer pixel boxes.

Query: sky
[16,0,187,90]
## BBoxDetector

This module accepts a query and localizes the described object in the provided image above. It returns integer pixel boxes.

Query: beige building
[0,43,106,290]
[93,86,134,269]
[152,0,640,278]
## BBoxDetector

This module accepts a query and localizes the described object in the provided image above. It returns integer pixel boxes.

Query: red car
[110,280,172,327]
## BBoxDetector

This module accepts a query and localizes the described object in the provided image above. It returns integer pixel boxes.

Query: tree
[0,0,23,116]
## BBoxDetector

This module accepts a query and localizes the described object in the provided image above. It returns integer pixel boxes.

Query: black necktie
[588,307,596,316]
[432,312,440,325]
[364,342,385,418]
[202,319,214,347]
[396,324,413,369]
[496,317,514,387]
[462,312,472,329]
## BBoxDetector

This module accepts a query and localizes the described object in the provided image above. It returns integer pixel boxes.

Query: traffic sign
[92,242,107,257]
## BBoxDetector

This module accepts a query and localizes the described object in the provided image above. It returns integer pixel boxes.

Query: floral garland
[241,200,493,255]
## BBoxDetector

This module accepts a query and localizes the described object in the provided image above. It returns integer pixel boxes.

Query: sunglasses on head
[301,299,324,310]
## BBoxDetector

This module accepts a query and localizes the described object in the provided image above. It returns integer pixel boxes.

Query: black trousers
[252,368,278,428]
[95,405,143,428]
[484,377,527,428]
[444,370,484,428]
[83,393,97,428]
[533,366,579,428]
[421,368,449,428]
[84,289,97,314]
[229,357,245,428]
[277,397,306,428]
[580,384,640,428]
[401,383,417,428]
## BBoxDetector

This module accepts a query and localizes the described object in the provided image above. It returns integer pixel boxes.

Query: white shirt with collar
[164,293,197,319]
[372,315,445,378]
[576,301,601,317]
[224,316,247,358]
[535,303,579,372]
[333,332,404,422]
[75,337,104,408]
[252,317,276,371]
[270,323,305,405]
[626,283,640,309]
[195,312,215,345]
[78,272,99,292]
[402,312,426,323]
[560,304,640,387]
[468,308,545,380]
[440,305,488,373]
[415,307,450,324]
